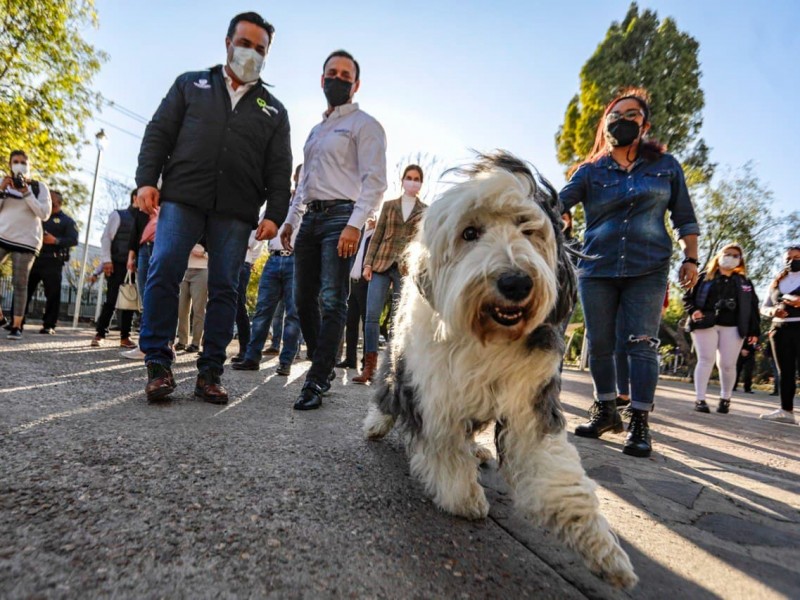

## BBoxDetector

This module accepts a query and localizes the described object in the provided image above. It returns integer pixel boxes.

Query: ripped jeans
[578,267,668,411]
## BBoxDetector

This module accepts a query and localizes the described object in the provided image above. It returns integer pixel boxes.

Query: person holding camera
[0,150,52,340]
[683,244,760,414]
[24,190,78,334]
[759,245,800,424]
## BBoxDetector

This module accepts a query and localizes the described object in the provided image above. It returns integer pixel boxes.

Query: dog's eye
[462,226,481,242]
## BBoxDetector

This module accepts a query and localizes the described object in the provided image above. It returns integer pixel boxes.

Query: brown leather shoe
[352,352,378,384]
[195,371,228,405]
[145,363,176,402]
[120,338,137,349]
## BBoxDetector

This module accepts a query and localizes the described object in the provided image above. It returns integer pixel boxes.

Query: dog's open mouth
[485,304,529,327]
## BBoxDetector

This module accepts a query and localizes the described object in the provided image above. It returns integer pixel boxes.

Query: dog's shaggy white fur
[363,152,637,589]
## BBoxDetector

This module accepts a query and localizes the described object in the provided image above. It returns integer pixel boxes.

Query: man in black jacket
[24,190,78,334]
[135,11,292,404]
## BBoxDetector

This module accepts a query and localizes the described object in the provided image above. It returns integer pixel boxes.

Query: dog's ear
[548,245,577,326]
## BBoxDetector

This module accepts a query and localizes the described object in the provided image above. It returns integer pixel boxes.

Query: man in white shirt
[280,50,387,410]
[91,199,138,349]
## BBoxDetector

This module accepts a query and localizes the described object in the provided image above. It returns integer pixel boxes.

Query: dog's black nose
[497,272,533,301]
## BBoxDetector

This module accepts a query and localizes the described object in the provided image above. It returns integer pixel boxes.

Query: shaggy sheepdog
[363,152,637,589]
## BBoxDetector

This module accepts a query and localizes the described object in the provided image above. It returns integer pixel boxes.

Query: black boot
[575,401,624,438]
[623,409,652,457]
[716,398,730,414]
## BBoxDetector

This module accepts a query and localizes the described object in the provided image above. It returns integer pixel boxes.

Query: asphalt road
[1,330,798,599]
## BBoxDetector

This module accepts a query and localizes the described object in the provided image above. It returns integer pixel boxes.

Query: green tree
[0,0,107,211]
[694,163,798,287]
[555,2,713,182]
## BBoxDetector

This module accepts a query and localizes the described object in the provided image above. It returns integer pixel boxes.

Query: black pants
[96,262,134,339]
[734,354,755,392]
[235,262,252,354]
[770,322,800,412]
[26,258,64,329]
[344,278,368,366]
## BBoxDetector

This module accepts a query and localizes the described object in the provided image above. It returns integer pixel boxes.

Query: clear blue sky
[76,0,799,244]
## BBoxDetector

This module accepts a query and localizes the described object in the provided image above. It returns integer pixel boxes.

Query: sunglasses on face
[605,109,645,124]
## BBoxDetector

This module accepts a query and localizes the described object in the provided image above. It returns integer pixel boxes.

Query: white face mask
[402,179,421,196]
[228,46,265,83]
[719,255,740,270]
[11,163,28,177]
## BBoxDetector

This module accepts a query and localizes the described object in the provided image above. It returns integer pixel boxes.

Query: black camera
[12,173,24,189]
[714,298,736,312]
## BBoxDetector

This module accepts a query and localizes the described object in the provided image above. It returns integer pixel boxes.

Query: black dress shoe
[276,363,291,376]
[230,354,246,364]
[294,382,323,411]
[231,358,260,371]
[574,401,623,438]
[174,342,186,352]
[615,396,630,407]
[336,360,356,369]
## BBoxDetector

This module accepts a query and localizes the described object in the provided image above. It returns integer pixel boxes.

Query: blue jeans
[140,202,252,373]
[136,242,153,333]
[614,307,629,397]
[235,262,252,354]
[364,265,402,353]
[578,267,668,411]
[294,203,354,386]
[270,300,284,350]
[246,255,300,366]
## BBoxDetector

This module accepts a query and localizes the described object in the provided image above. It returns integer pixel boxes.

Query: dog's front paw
[588,543,638,590]
[363,405,395,440]
[438,483,490,520]
[471,443,493,465]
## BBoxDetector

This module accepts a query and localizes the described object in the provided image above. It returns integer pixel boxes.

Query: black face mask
[323,77,353,108]
[606,119,641,147]
[789,259,800,272]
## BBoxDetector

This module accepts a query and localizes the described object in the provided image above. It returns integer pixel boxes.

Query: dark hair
[770,245,800,289]
[323,49,360,81]
[402,164,424,183]
[9,150,27,162]
[50,190,62,201]
[572,87,665,175]
[130,188,138,204]
[294,163,303,178]
[227,12,275,44]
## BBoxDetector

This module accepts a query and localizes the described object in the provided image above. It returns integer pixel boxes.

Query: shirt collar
[598,153,645,172]
[222,68,257,94]
[323,102,359,120]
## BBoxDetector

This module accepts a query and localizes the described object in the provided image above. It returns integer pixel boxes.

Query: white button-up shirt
[222,69,257,110]
[285,103,387,231]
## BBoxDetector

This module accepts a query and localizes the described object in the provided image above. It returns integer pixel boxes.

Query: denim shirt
[560,153,700,278]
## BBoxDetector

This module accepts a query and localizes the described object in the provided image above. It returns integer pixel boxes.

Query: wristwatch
[682,257,699,265]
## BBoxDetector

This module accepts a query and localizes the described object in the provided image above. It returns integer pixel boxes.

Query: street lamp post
[72,129,108,328]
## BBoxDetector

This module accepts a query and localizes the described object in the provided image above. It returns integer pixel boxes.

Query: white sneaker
[121,348,146,360]
[759,409,797,424]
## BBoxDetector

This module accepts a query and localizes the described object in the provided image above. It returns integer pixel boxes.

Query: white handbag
[116,271,141,312]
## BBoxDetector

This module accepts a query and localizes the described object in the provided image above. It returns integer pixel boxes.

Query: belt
[306,199,354,213]
[270,249,293,257]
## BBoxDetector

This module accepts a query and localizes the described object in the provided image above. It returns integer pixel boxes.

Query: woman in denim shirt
[560,88,700,458]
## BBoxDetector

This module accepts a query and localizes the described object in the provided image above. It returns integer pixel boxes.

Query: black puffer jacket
[136,65,292,227]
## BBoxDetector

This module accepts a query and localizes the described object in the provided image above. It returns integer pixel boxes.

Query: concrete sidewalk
[0,330,798,599]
